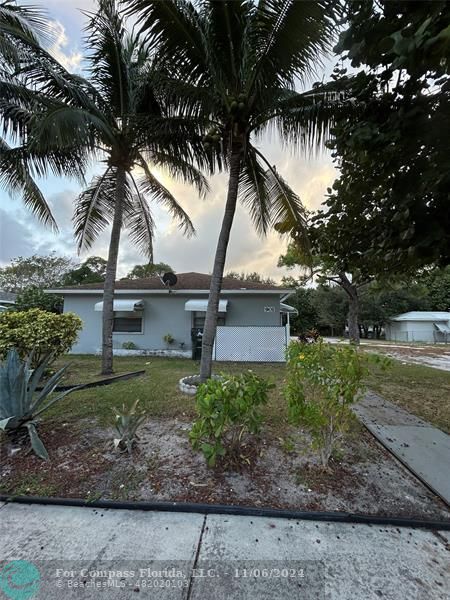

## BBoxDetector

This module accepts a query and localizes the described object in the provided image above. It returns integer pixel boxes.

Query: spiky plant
[0,349,78,460]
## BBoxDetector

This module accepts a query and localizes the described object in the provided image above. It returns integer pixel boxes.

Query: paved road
[1,502,449,599]
[354,392,450,506]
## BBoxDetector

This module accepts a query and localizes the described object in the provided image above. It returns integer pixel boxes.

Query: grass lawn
[365,357,450,434]
[47,354,450,434]
[47,355,288,429]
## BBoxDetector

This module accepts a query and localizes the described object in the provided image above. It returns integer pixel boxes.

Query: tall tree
[126,262,173,279]
[0,0,61,227]
[62,257,108,286]
[2,0,208,374]
[325,0,450,268]
[129,0,340,379]
[0,253,75,292]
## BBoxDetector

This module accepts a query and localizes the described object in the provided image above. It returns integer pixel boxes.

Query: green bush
[189,371,274,467]
[122,341,138,350]
[285,340,375,469]
[0,308,82,367]
[15,286,63,314]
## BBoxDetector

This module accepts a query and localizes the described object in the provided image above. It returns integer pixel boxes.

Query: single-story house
[385,311,450,343]
[0,290,17,312]
[47,272,296,361]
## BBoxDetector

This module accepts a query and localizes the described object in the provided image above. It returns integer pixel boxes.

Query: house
[385,311,450,343]
[47,272,296,361]
[0,291,17,312]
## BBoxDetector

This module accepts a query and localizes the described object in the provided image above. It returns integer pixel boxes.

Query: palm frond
[138,158,195,237]
[239,146,271,236]
[126,0,207,84]
[253,147,309,246]
[124,173,155,259]
[73,167,116,252]
[250,0,338,92]
[0,136,56,229]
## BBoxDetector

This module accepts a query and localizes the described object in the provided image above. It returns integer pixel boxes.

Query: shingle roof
[390,311,450,322]
[53,272,287,292]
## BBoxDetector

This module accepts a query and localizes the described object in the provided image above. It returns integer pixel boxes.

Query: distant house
[385,311,450,343]
[47,272,296,361]
[0,291,17,312]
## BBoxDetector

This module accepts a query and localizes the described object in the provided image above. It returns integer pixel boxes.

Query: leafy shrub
[163,333,175,345]
[122,341,138,350]
[190,372,274,466]
[285,340,381,469]
[15,286,63,314]
[0,308,82,367]
[0,349,79,460]
[111,399,146,454]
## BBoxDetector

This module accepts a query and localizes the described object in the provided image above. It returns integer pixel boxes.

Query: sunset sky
[0,0,338,281]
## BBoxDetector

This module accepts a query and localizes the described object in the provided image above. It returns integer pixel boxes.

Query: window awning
[94,299,144,312]
[280,302,298,315]
[185,299,228,312]
[434,322,450,334]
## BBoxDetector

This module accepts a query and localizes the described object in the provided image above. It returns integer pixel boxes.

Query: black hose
[1,495,449,531]
[35,370,146,392]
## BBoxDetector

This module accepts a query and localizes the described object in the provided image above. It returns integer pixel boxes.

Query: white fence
[214,326,288,362]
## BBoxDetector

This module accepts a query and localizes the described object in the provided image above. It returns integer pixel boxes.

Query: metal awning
[434,322,450,334]
[280,302,298,315]
[185,299,228,312]
[94,299,144,312]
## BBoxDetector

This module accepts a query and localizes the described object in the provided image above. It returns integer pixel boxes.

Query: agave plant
[0,348,78,460]
[112,399,146,454]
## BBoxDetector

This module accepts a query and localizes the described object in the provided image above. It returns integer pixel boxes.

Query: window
[113,316,143,333]
[193,311,225,329]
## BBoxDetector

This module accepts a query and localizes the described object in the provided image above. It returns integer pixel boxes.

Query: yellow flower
[298,354,305,360]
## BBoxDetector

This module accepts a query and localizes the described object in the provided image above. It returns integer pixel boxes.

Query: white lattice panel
[214,326,287,362]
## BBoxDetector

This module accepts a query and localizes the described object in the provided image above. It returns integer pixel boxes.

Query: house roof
[48,272,291,295]
[390,311,450,322]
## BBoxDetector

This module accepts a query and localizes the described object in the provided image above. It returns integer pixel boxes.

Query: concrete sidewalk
[1,502,449,599]
[354,392,450,506]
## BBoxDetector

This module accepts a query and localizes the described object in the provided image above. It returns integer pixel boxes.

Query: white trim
[185,299,228,312]
[94,299,144,312]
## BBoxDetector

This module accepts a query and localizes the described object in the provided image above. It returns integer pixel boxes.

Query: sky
[0,0,337,282]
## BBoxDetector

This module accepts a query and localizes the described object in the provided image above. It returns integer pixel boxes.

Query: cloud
[48,21,83,72]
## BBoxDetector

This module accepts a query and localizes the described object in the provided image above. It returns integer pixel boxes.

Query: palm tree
[127,0,339,380]
[0,0,59,228]
[1,0,208,374]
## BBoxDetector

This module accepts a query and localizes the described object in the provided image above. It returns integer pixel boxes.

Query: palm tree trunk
[200,144,242,381]
[101,166,126,375]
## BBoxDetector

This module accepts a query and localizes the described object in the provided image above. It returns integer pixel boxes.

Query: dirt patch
[1,418,448,520]
[366,345,450,372]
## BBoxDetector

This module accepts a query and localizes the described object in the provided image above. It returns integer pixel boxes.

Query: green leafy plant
[285,340,386,469]
[0,308,82,368]
[122,341,138,350]
[189,372,274,467]
[0,349,79,460]
[163,333,175,346]
[111,399,146,454]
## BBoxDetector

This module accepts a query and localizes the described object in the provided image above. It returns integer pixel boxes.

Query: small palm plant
[112,399,146,454]
[0,349,78,460]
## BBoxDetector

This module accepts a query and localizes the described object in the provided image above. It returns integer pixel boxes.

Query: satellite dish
[162,272,178,287]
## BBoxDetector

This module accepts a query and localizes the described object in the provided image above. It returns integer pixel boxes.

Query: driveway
[1,502,448,599]
[320,338,450,372]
